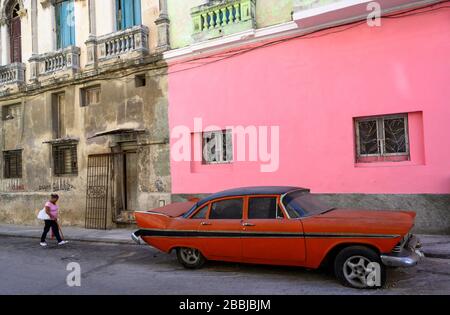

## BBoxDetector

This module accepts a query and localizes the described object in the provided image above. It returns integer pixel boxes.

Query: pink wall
[168,6,450,194]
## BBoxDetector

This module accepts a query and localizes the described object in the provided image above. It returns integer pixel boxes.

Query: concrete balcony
[85,25,149,68]
[0,63,26,92]
[28,46,81,83]
[191,0,256,42]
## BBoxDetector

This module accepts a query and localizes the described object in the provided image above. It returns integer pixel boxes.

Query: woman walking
[40,194,68,247]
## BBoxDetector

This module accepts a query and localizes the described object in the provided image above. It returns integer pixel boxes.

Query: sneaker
[58,240,69,246]
[40,242,48,247]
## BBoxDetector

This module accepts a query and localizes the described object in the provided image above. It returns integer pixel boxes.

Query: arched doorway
[7,1,22,63]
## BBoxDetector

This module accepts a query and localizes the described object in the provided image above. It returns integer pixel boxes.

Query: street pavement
[0,235,449,295]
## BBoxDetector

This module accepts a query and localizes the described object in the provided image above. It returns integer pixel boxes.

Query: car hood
[303,208,416,236]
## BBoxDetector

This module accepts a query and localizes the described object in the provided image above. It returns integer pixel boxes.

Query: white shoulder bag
[37,208,51,221]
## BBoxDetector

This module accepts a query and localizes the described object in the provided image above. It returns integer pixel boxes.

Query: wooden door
[9,17,21,63]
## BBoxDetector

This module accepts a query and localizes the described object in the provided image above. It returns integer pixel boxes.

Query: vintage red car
[132,186,423,288]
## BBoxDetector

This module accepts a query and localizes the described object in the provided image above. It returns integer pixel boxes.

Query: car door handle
[242,222,256,227]
[201,222,211,226]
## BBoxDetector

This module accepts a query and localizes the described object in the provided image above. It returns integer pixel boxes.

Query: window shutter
[133,0,142,25]
[58,0,75,48]
[122,0,134,29]
[118,0,141,30]
[10,18,22,63]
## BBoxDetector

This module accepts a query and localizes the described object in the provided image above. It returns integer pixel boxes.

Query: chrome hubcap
[180,248,200,264]
[343,256,375,288]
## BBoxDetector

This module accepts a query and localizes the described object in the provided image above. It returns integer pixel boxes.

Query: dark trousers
[41,220,62,243]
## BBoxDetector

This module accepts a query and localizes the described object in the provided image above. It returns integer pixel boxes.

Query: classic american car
[132,186,423,288]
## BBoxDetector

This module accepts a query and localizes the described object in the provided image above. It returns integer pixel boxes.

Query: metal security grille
[85,154,113,230]
[355,114,409,163]
[3,150,22,178]
[53,144,78,176]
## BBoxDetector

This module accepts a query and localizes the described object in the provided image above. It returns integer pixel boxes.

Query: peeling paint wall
[0,0,172,228]
[0,65,171,227]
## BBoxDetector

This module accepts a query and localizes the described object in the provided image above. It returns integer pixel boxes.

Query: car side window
[191,205,208,219]
[248,197,282,219]
[209,198,243,220]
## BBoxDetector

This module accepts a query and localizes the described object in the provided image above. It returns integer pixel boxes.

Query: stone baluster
[202,13,208,31]
[214,9,221,27]
[234,3,241,22]
[221,7,228,26]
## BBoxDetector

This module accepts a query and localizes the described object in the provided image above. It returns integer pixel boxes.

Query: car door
[197,197,244,261]
[242,196,306,264]
[169,203,211,253]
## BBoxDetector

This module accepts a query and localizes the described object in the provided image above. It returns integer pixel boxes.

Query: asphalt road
[0,236,449,295]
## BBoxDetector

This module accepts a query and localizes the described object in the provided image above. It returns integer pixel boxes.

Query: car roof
[197,186,309,207]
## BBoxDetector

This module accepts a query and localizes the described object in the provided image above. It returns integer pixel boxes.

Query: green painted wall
[256,0,293,29]
[167,0,295,50]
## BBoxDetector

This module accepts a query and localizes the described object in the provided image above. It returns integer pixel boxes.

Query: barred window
[3,150,22,179]
[202,130,233,164]
[52,144,78,176]
[355,114,409,162]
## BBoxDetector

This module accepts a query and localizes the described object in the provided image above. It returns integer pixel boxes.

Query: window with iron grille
[202,130,233,164]
[52,144,78,176]
[355,114,410,163]
[3,150,22,179]
[80,85,101,107]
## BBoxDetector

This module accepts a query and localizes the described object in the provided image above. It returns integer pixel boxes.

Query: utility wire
[167,1,450,76]
[0,1,448,102]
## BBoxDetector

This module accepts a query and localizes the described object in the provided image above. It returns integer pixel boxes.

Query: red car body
[133,187,423,288]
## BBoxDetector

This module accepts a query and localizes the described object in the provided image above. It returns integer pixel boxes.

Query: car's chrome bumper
[381,235,424,267]
[131,231,142,245]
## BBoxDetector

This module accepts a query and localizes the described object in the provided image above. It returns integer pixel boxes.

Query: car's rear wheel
[334,246,386,289]
[176,247,205,269]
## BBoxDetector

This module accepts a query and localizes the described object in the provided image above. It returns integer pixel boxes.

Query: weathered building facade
[165,0,450,234]
[0,0,172,228]
[1,0,449,234]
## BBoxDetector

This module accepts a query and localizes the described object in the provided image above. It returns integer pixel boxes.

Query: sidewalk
[0,223,448,258]
[0,224,135,245]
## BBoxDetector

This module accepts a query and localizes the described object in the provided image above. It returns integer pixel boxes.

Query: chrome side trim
[134,211,171,217]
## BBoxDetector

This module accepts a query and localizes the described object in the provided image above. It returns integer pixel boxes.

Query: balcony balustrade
[85,25,149,67]
[0,62,25,86]
[29,46,80,82]
[191,0,256,42]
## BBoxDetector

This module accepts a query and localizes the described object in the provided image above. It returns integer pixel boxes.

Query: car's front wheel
[334,246,386,289]
[176,247,206,269]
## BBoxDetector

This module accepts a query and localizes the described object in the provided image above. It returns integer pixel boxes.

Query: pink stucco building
[165,1,450,233]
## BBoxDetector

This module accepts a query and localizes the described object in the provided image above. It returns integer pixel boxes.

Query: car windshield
[282,190,334,218]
